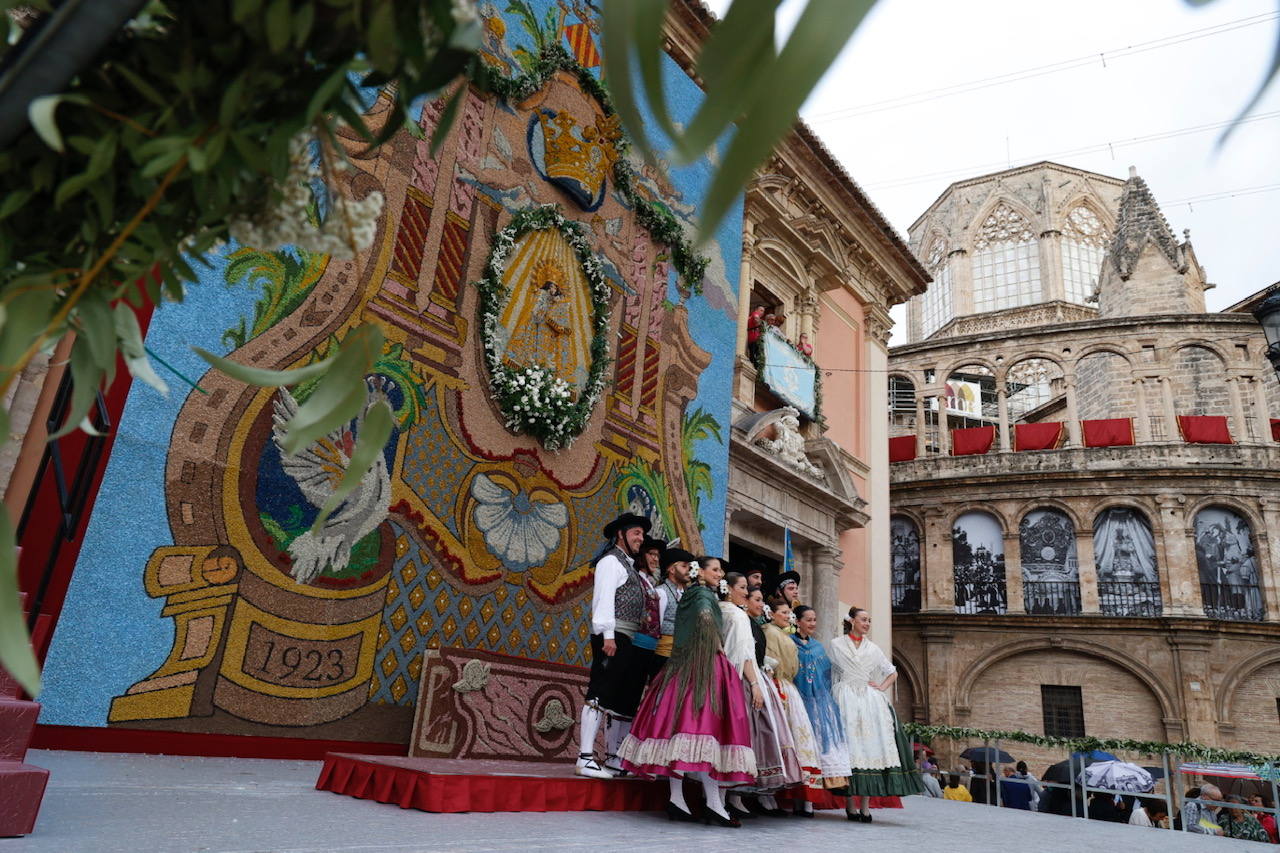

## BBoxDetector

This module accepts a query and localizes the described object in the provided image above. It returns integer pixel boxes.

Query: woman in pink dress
[618,556,756,827]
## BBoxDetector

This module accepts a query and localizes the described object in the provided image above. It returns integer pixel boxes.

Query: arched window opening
[1194,507,1264,622]
[1006,357,1066,424]
[891,516,921,613]
[921,239,952,338]
[972,204,1041,313]
[1094,508,1160,616]
[943,364,997,428]
[953,511,1006,614]
[1019,509,1081,615]
[1061,205,1107,305]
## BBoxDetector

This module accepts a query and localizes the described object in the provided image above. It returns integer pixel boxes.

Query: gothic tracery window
[1061,204,1107,305]
[972,203,1041,313]
[921,238,952,338]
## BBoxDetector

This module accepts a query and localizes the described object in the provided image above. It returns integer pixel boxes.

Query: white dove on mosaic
[271,378,394,584]
[470,472,568,567]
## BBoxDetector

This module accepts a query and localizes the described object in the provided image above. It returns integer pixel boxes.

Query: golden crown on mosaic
[538,110,622,195]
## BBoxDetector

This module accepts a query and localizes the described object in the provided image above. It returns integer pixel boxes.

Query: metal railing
[955,579,1007,615]
[1098,581,1163,617]
[891,583,921,613]
[1200,583,1266,622]
[1023,581,1082,615]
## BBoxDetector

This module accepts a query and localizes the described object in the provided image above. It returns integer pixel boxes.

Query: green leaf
[601,0,652,163]
[429,85,466,157]
[0,286,56,371]
[28,94,82,153]
[0,509,41,697]
[367,1,398,74]
[193,346,335,388]
[0,189,32,221]
[292,2,315,47]
[305,63,353,124]
[232,0,263,23]
[74,290,118,387]
[113,64,168,108]
[632,0,680,151]
[48,339,104,440]
[312,398,392,532]
[114,303,168,395]
[278,324,384,455]
[265,0,292,53]
[1220,20,1280,145]
[695,0,876,241]
[219,75,248,127]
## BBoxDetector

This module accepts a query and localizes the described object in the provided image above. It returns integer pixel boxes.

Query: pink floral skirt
[618,650,756,783]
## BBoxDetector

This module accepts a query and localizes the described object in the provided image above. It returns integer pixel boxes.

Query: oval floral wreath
[477,204,611,450]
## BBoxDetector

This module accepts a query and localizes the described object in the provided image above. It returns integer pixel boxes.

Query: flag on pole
[783,527,794,574]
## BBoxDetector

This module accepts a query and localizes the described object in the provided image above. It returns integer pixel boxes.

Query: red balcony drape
[889,435,917,462]
[951,426,995,456]
[1270,418,1279,441]
[1081,418,1134,448]
[1177,414,1232,444]
[1014,422,1064,452]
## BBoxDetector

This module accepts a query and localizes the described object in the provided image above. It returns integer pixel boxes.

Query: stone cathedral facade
[885,161,1280,767]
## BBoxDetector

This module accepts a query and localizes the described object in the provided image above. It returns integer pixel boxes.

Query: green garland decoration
[748,326,825,424]
[489,43,710,294]
[477,204,611,450]
[903,722,1280,769]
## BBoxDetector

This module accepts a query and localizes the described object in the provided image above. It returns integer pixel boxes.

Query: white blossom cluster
[450,0,479,25]
[229,133,384,259]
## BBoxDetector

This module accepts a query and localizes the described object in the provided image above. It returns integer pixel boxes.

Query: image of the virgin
[495,238,592,393]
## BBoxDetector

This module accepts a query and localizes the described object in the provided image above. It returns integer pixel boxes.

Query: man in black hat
[576,512,652,779]
[649,547,694,679]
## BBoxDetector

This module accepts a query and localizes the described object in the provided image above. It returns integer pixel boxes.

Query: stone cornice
[729,432,870,530]
[893,610,1280,640]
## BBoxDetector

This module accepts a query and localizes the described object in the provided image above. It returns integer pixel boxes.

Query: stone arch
[893,651,927,724]
[955,636,1179,724]
[1190,503,1265,621]
[940,355,1000,383]
[1184,496,1267,537]
[1019,506,1082,614]
[1171,339,1230,366]
[1168,343,1231,422]
[1217,646,1280,724]
[948,504,1012,533]
[996,350,1066,385]
[965,193,1039,248]
[1070,344,1134,372]
[755,238,810,290]
[1056,192,1116,234]
[1020,499,1085,531]
[1093,504,1161,615]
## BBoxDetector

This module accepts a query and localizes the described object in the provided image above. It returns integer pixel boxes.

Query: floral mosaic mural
[39,1,741,747]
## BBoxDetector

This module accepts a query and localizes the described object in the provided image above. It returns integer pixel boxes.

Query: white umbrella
[1080,760,1155,793]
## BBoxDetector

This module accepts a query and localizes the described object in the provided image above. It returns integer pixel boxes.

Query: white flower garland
[477,204,612,450]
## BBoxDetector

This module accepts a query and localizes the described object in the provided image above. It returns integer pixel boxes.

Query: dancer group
[577,512,922,827]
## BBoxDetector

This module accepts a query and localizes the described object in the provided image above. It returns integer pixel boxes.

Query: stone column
[1064,374,1082,447]
[1253,375,1273,438]
[1002,532,1024,614]
[1257,498,1280,619]
[915,393,928,456]
[1075,530,1100,614]
[1133,377,1152,443]
[865,316,894,651]
[996,384,1011,452]
[937,398,952,456]
[1039,230,1065,302]
[1169,634,1218,744]
[733,221,756,358]
[1160,376,1178,441]
[921,627,956,729]
[921,507,955,613]
[811,544,843,638]
[1155,493,1200,617]
[1227,375,1249,442]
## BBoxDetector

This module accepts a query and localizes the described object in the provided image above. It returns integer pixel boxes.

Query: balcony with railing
[955,579,1007,615]
[891,582,921,613]
[1200,583,1266,622]
[1023,581,1082,615]
[1098,581,1163,617]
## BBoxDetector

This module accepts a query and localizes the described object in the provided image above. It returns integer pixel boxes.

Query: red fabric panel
[951,426,995,456]
[889,435,917,462]
[1014,422,1064,452]
[777,788,903,810]
[1178,414,1232,444]
[314,753,904,814]
[1081,418,1135,448]
[1272,419,1280,441]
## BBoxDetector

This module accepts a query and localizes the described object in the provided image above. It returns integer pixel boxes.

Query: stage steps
[0,593,50,837]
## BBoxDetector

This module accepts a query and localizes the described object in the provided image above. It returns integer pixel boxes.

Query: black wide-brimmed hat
[602,512,652,540]
[772,570,802,594]
[659,547,695,571]
[638,537,666,555]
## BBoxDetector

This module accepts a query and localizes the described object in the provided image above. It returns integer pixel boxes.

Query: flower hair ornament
[717,578,729,596]
[688,560,701,580]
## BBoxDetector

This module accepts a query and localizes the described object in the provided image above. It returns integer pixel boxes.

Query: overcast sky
[707,0,1280,341]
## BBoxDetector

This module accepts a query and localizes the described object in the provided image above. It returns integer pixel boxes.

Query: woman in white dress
[763,598,825,814]
[830,606,923,822]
